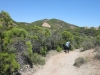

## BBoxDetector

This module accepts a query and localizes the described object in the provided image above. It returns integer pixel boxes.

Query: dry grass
[74,57,88,67]
[94,46,100,60]
[46,50,60,60]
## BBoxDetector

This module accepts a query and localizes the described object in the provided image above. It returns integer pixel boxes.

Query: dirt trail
[33,50,80,75]
[20,49,100,75]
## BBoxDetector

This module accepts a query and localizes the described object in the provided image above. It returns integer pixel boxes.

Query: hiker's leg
[64,50,66,53]
[68,49,69,53]
[65,48,67,54]
[67,47,69,53]
[64,46,66,53]
[67,47,68,53]
[65,50,66,54]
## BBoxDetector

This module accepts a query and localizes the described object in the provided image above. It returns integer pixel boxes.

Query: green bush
[94,46,100,60]
[40,47,46,56]
[44,46,47,51]
[31,53,45,65]
[25,41,33,56]
[81,37,95,51]
[73,36,83,49]
[0,53,20,75]
[0,23,2,28]
[95,35,100,45]
[56,45,62,52]
[74,57,88,67]
[62,30,74,42]
[70,45,74,51]
[3,27,28,38]
[1,27,28,52]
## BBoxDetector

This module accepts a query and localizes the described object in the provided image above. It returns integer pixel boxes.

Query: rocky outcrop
[42,22,51,28]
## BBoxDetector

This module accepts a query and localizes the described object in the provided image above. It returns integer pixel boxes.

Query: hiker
[65,41,70,53]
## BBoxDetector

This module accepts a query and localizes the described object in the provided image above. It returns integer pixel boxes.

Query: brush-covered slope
[29,18,79,30]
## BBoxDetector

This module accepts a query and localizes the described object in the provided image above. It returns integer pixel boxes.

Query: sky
[0,0,100,27]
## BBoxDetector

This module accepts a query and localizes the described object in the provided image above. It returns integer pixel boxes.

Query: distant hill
[0,10,98,31]
[26,18,79,30]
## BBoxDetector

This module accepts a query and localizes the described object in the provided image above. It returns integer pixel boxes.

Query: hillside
[30,18,78,29]
[14,18,79,33]
[16,18,99,37]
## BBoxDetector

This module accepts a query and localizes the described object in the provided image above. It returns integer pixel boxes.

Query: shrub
[1,27,28,52]
[74,57,88,67]
[62,30,74,42]
[81,37,95,51]
[56,45,62,52]
[0,53,20,75]
[0,23,2,28]
[40,47,46,56]
[3,27,28,38]
[70,45,74,51]
[95,35,100,45]
[94,46,100,52]
[25,41,32,56]
[74,36,82,48]
[94,46,100,60]
[31,53,45,65]
[95,53,100,60]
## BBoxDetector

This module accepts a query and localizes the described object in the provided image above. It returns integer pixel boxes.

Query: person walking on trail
[65,41,70,53]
